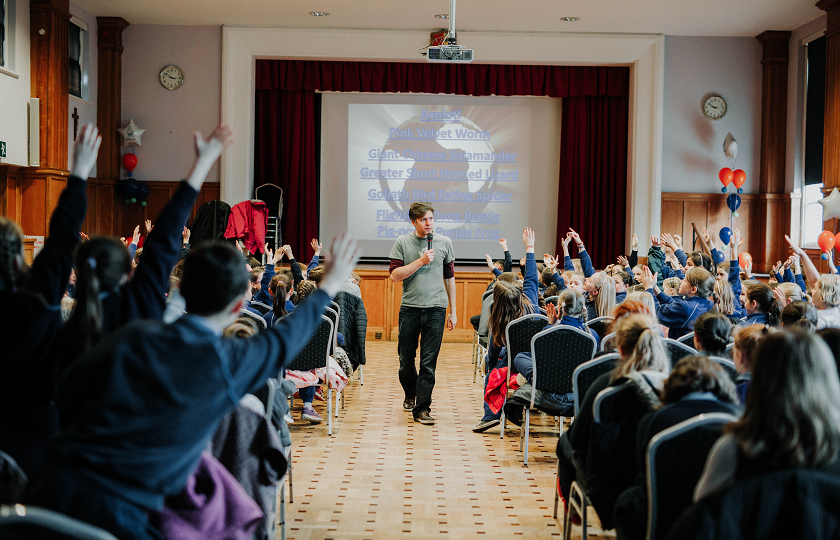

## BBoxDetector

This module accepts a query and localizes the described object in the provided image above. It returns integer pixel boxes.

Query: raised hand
[131,225,141,244]
[547,255,560,272]
[318,233,363,297]
[523,227,535,251]
[783,256,794,270]
[673,234,683,251]
[641,265,658,290]
[561,233,573,257]
[773,286,786,303]
[543,253,552,267]
[120,237,128,245]
[310,238,322,256]
[700,228,713,245]
[282,244,294,260]
[182,226,191,243]
[568,228,584,248]
[631,233,638,251]
[617,255,629,268]
[186,124,234,190]
[661,233,678,252]
[71,124,102,180]
[79,232,90,242]
[546,302,560,325]
[499,238,508,252]
[485,253,495,270]
[785,235,806,256]
[650,235,661,248]
[145,219,153,235]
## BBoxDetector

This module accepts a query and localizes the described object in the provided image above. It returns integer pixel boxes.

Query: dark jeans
[398,305,446,417]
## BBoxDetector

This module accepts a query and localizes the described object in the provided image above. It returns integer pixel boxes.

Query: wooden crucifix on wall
[72,108,80,141]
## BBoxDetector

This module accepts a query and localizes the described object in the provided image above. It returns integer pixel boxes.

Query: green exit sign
[0,141,6,158]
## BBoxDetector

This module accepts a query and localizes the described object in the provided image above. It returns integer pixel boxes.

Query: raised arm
[628,233,639,269]
[501,238,512,272]
[284,244,303,289]
[522,228,539,306]
[786,235,820,285]
[568,228,594,278]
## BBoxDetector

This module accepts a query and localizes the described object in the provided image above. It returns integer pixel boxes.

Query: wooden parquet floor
[284,341,612,540]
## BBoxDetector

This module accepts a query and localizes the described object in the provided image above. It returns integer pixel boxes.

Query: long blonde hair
[612,314,670,380]
[713,278,735,316]
[590,271,616,318]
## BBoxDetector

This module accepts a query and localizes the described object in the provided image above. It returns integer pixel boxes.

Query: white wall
[67,1,97,176]
[661,36,763,193]
[0,0,31,166]
[120,24,221,182]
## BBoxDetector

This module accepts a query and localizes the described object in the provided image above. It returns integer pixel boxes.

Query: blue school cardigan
[649,289,713,339]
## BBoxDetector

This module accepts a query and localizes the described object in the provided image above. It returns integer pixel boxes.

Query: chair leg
[288,458,294,503]
[553,463,560,519]
[523,408,530,466]
[278,479,286,540]
[499,409,506,439]
[360,365,364,385]
[335,388,340,418]
[328,387,333,436]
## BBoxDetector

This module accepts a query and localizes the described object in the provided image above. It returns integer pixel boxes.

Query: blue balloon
[721,187,728,193]
[737,188,743,194]
[119,178,139,199]
[712,250,725,265]
[719,227,732,245]
[726,194,742,212]
[137,181,150,202]
[822,252,830,261]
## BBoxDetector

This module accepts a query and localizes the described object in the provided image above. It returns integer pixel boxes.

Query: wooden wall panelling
[0,165,24,222]
[19,170,68,237]
[96,17,130,180]
[30,0,70,171]
[357,270,391,341]
[818,0,840,191]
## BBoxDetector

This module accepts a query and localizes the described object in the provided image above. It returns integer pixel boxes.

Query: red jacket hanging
[224,200,269,254]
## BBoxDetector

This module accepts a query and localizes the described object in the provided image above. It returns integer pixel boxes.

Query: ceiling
[74,0,823,37]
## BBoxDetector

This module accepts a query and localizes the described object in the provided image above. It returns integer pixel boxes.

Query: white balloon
[723,132,737,161]
[117,119,145,147]
[818,188,840,221]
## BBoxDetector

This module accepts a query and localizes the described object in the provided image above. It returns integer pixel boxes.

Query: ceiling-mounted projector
[421,0,474,63]
[427,45,473,63]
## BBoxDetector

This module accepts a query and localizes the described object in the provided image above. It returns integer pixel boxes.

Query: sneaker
[472,419,500,433]
[301,406,323,423]
[403,398,415,411]
[314,387,326,402]
[414,411,435,425]
[283,413,294,424]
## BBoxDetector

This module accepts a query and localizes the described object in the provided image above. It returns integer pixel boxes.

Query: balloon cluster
[119,177,150,206]
[817,231,840,261]
[719,227,752,268]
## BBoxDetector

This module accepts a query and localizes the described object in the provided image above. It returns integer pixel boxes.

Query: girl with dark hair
[781,300,818,331]
[614,356,741,540]
[472,228,539,433]
[693,311,732,357]
[642,265,716,339]
[695,328,840,499]
[739,281,782,327]
[61,126,233,363]
[0,124,100,477]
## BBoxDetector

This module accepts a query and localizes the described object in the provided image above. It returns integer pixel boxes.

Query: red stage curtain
[254,60,629,260]
[254,89,317,255]
[557,96,629,269]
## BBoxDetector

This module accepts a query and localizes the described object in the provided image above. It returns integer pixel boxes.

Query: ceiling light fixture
[559,17,581,22]
[309,11,329,16]
[434,14,449,19]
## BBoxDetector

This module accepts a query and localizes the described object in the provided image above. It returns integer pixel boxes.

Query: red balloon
[834,232,840,249]
[818,230,836,253]
[122,153,137,173]
[719,168,733,187]
[732,169,747,189]
[738,252,752,269]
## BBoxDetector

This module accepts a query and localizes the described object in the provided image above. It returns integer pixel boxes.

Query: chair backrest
[573,353,619,416]
[724,342,735,358]
[707,356,739,382]
[286,315,333,372]
[254,183,283,216]
[529,325,597,407]
[477,296,494,336]
[593,381,636,423]
[586,316,614,341]
[264,378,277,419]
[0,505,119,540]
[324,307,339,355]
[646,413,738,540]
[543,295,559,307]
[677,331,695,346]
[504,313,549,363]
[600,332,617,352]
[239,309,267,331]
[482,290,493,301]
[663,339,697,367]
[250,301,272,315]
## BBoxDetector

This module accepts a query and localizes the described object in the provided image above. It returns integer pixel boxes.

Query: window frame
[68,16,89,101]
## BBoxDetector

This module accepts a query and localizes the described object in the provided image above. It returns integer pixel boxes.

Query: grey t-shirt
[389,232,455,308]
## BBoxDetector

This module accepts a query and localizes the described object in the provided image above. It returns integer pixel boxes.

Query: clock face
[159,65,184,91]
[703,96,727,120]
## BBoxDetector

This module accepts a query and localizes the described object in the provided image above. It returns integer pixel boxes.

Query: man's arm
[390,250,433,282]
[444,276,457,331]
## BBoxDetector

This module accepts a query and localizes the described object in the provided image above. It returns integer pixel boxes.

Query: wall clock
[703,95,727,120]
[159,65,184,91]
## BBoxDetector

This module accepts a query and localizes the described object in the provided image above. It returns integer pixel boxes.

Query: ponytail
[65,237,131,359]
[613,314,669,380]
[273,281,289,319]
[591,272,616,318]
[746,282,782,326]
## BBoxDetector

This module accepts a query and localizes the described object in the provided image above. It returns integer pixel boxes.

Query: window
[68,17,88,99]
[802,35,826,246]
[0,0,6,68]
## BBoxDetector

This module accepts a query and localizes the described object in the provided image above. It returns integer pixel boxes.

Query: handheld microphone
[427,232,434,251]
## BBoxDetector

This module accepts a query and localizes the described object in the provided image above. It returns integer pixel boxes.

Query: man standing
[389,202,457,425]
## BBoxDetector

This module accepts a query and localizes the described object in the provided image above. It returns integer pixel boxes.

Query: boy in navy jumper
[641,265,715,339]
[25,235,361,539]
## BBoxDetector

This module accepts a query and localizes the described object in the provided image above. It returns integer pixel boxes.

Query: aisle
[283,341,610,540]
